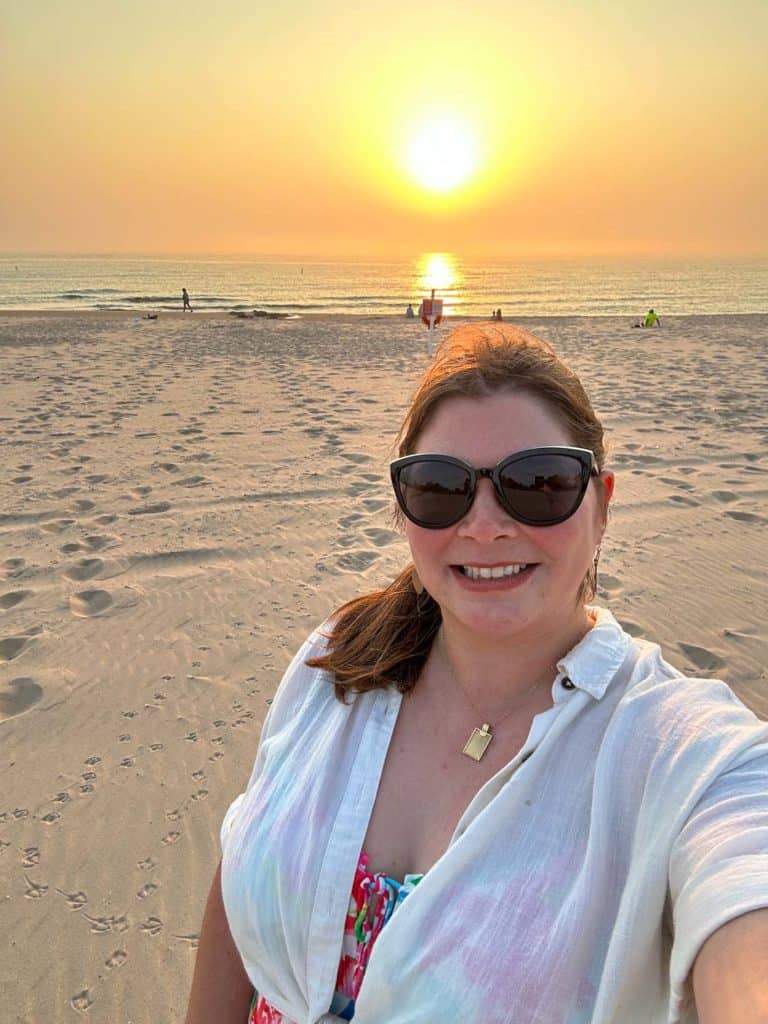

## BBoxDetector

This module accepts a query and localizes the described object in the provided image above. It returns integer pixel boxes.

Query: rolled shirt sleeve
[668,735,768,1012]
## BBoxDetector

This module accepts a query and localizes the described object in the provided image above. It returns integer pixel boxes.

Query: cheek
[537,513,598,567]
[406,524,450,569]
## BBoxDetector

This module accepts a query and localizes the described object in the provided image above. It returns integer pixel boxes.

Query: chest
[362,687,542,880]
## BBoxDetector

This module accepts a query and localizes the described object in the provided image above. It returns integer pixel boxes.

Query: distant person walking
[496,308,503,321]
[182,287,193,312]
[406,303,415,318]
[644,308,660,327]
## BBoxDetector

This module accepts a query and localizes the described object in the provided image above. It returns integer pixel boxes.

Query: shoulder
[608,628,768,775]
[257,623,334,735]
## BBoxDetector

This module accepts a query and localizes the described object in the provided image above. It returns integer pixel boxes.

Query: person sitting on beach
[185,324,768,1024]
[406,303,415,318]
[644,308,660,327]
[182,287,193,312]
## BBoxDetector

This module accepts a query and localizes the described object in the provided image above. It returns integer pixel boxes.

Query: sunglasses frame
[390,446,599,529]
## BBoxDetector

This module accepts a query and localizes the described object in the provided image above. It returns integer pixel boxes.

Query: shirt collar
[556,606,632,700]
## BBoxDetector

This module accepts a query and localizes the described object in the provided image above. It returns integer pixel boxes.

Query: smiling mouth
[456,563,535,580]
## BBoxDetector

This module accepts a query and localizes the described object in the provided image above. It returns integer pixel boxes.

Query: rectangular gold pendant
[462,724,493,761]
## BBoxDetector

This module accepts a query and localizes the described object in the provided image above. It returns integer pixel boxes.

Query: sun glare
[413,253,463,315]
[418,253,458,292]
[404,114,479,194]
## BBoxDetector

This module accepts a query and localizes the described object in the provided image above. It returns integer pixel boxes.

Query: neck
[434,608,594,716]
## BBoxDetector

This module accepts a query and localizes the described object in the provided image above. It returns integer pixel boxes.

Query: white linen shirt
[221,608,768,1024]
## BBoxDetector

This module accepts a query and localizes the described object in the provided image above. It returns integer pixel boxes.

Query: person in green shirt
[644,308,660,327]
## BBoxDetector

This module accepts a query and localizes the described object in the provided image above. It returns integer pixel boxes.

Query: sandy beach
[1,310,766,1023]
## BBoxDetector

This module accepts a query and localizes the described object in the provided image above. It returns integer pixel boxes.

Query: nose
[456,478,521,540]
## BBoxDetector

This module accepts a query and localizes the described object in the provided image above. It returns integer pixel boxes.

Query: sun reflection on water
[413,253,463,315]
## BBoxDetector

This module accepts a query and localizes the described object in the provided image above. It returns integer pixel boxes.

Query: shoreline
[1,309,767,321]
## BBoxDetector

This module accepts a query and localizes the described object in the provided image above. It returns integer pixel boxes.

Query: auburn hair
[308,323,607,702]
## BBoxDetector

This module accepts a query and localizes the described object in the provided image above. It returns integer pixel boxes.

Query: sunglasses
[390,446,599,529]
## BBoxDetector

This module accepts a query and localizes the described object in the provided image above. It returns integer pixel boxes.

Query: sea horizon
[0,253,766,317]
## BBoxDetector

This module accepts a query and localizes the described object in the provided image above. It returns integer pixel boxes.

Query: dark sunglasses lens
[499,454,586,523]
[397,460,472,526]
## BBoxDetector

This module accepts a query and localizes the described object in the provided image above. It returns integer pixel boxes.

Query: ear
[597,470,615,525]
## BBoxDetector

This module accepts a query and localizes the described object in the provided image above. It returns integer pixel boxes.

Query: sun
[404,113,479,194]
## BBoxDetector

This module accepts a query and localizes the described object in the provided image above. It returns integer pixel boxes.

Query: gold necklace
[439,641,551,761]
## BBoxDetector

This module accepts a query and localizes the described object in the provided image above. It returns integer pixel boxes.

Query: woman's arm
[184,859,254,1024]
[693,908,768,1023]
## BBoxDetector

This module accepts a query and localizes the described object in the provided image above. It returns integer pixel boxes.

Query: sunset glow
[404,114,479,194]
[0,1,765,258]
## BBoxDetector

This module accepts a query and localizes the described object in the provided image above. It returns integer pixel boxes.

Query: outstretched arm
[693,908,768,1022]
[185,860,254,1024]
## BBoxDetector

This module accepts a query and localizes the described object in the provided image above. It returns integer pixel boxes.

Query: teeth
[461,564,528,580]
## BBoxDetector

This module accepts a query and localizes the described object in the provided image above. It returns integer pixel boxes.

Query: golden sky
[1,1,766,258]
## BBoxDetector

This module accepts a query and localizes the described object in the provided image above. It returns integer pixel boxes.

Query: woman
[186,324,768,1024]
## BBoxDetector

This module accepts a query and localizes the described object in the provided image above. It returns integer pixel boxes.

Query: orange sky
[1,1,766,258]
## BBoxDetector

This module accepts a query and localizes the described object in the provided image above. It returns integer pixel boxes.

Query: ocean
[0,254,765,317]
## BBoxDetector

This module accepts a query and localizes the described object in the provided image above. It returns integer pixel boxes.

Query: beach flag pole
[428,289,435,356]
[421,288,443,356]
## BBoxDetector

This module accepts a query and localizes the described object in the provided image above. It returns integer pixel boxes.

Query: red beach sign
[421,292,443,327]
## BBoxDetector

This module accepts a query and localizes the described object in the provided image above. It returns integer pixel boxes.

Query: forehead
[414,392,574,462]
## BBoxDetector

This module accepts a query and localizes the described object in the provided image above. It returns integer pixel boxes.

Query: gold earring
[411,567,424,595]
[593,544,601,592]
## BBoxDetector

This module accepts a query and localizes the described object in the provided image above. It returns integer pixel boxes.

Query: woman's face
[405,391,614,645]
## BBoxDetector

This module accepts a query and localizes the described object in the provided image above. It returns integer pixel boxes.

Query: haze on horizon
[1,1,766,260]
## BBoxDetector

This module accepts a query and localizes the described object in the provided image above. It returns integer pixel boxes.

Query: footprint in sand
[0,636,33,661]
[724,510,766,524]
[710,490,738,503]
[41,518,75,534]
[597,573,624,597]
[0,589,33,610]
[70,990,93,1012]
[618,618,645,638]
[23,874,48,899]
[173,475,208,487]
[362,528,399,547]
[128,501,172,516]
[22,847,40,868]
[106,950,128,969]
[0,677,44,721]
[56,888,88,910]
[84,534,121,552]
[82,913,129,934]
[69,590,114,618]
[667,494,700,507]
[65,558,104,582]
[677,642,726,673]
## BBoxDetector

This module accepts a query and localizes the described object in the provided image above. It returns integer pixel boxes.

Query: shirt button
[561,677,575,690]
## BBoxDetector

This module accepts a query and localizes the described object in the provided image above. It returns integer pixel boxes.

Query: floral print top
[249,851,423,1023]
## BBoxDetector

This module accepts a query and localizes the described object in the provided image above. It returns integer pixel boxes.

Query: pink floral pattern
[249,851,422,1023]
